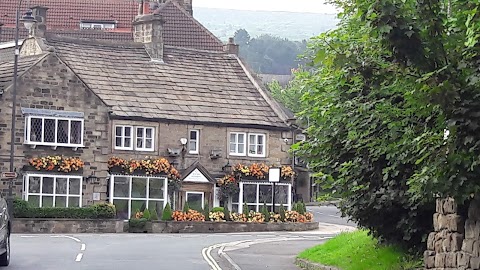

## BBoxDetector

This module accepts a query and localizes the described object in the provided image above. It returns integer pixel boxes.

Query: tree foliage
[294,0,480,250]
[234,29,307,75]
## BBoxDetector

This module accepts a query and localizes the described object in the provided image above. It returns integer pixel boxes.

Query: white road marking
[19,235,38,238]
[81,244,86,251]
[75,253,83,262]
[51,235,81,242]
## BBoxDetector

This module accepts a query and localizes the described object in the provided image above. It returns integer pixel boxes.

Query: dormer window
[80,20,117,30]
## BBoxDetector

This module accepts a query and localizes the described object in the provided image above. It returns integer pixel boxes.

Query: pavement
[8,205,355,270]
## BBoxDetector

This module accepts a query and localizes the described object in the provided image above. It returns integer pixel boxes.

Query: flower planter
[128,219,152,233]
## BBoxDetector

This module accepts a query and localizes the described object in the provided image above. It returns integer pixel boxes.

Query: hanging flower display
[28,156,84,173]
[107,157,181,180]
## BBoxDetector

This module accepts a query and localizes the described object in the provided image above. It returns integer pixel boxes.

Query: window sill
[24,142,85,150]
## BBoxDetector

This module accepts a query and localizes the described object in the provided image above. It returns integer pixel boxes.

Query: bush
[91,203,116,219]
[13,199,116,219]
[223,205,231,221]
[298,202,306,215]
[143,208,151,220]
[161,203,173,221]
[150,208,159,221]
[129,218,148,229]
[261,202,270,221]
[279,204,286,222]
[183,202,190,213]
[203,203,210,221]
[211,207,224,213]
[242,202,249,216]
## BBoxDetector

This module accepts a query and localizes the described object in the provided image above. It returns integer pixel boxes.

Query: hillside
[194,7,339,41]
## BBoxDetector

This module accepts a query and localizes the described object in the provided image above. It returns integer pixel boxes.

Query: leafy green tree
[234,28,251,46]
[290,0,480,250]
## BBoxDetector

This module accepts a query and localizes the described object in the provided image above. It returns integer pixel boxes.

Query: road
[9,206,354,270]
[307,205,356,227]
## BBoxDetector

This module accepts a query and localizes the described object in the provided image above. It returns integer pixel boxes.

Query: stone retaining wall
[424,198,480,269]
[12,219,319,234]
[150,221,319,233]
[12,219,125,233]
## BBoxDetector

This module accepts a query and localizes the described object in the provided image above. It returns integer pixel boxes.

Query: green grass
[298,230,421,270]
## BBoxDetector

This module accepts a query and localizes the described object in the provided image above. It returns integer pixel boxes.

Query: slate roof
[0,0,224,51]
[0,54,46,93]
[43,36,288,128]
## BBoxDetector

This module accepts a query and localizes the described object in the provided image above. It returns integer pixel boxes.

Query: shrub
[261,202,270,221]
[13,199,116,219]
[242,202,249,216]
[203,203,210,221]
[298,202,306,215]
[150,208,159,221]
[279,204,286,222]
[223,205,231,221]
[161,203,173,221]
[91,203,116,219]
[143,208,151,220]
[183,202,190,213]
[211,207,224,213]
[129,218,148,230]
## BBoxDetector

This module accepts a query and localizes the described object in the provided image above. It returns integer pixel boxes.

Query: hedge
[13,198,116,219]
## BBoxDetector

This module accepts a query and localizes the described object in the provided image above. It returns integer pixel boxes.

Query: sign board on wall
[183,169,210,183]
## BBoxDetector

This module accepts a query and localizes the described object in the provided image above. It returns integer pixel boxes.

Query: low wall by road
[13,219,125,233]
[12,219,319,234]
[150,221,319,233]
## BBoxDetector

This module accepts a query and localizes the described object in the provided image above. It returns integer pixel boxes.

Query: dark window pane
[57,120,69,144]
[42,177,54,194]
[149,178,164,199]
[56,178,68,194]
[42,196,54,207]
[44,119,55,143]
[131,177,147,198]
[28,195,40,207]
[113,199,129,219]
[29,176,41,193]
[69,178,81,195]
[115,137,122,147]
[259,185,273,204]
[187,193,203,211]
[68,197,80,207]
[243,184,257,203]
[115,126,122,137]
[30,118,42,142]
[55,196,67,208]
[70,121,82,144]
[113,176,129,198]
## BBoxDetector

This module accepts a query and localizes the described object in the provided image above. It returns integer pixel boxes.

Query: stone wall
[150,221,319,233]
[13,219,125,233]
[424,198,480,270]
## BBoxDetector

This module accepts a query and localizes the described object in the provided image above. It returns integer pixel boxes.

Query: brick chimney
[133,13,164,62]
[183,0,193,16]
[224,37,239,55]
[31,6,48,38]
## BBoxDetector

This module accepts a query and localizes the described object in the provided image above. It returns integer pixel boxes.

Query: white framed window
[115,125,133,150]
[109,175,167,219]
[188,130,199,154]
[186,191,204,210]
[114,125,155,151]
[236,182,292,213]
[24,174,83,207]
[25,116,84,148]
[229,132,246,156]
[136,127,154,151]
[248,133,266,157]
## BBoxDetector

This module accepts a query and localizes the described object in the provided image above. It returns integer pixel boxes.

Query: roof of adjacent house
[0,0,224,51]
[0,54,45,93]
[0,35,290,129]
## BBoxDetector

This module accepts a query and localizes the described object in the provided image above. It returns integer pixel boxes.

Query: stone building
[0,2,308,218]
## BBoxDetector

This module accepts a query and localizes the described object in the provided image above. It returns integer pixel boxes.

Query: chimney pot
[224,37,239,55]
[31,6,48,38]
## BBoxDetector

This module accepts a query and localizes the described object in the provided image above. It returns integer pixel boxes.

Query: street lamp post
[8,2,36,218]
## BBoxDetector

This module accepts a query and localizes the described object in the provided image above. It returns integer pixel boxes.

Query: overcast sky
[193,0,339,14]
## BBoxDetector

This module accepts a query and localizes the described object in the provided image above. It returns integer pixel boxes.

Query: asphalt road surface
[8,206,354,270]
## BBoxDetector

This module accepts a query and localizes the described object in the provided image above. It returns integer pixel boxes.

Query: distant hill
[194,7,339,41]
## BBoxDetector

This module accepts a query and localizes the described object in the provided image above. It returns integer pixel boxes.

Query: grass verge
[297,230,422,270]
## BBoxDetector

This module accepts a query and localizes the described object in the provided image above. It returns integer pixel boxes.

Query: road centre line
[75,253,83,262]
[49,235,85,262]
[81,243,86,251]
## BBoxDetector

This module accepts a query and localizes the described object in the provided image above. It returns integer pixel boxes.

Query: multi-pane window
[188,130,199,154]
[248,133,266,157]
[109,175,167,219]
[229,132,246,156]
[24,174,82,207]
[25,116,84,147]
[114,125,154,151]
[115,126,133,150]
[235,182,291,213]
[229,132,266,157]
[136,127,154,151]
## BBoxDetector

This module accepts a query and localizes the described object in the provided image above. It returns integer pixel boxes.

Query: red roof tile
[0,0,224,51]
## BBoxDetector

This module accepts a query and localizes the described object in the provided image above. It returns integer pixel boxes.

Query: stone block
[435,239,444,253]
[438,214,449,230]
[443,237,452,252]
[462,239,475,254]
[458,252,471,267]
[443,198,457,214]
[446,214,464,233]
[428,232,437,250]
[466,220,476,239]
[468,198,480,220]
[424,250,436,268]
[445,252,458,268]
[437,199,445,214]
[435,253,446,267]
[473,240,480,257]
[434,213,441,231]
[471,257,480,269]
[452,233,464,251]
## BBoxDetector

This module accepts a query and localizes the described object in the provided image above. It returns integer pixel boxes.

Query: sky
[193,0,339,14]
